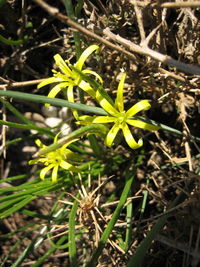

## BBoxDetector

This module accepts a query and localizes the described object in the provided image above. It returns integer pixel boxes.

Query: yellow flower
[78,73,160,149]
[29,135,81,183]
[38,45,102,117]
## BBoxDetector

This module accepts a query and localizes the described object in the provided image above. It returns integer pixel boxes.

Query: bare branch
[32,0,200,75]
[103,28,200,75]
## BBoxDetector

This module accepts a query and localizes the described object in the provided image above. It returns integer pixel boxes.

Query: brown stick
[0,79,45,89]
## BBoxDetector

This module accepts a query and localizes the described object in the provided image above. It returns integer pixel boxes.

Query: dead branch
[0,79,45,89]
[32,0,200,75]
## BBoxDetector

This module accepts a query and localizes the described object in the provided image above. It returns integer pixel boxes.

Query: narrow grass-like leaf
[36,124,108,156]
[0,90,108,115]
[124,194,133,251]
[87,134,102,158]
[0,173,31,183]
[0,195,36,219]
[69,200,79,267]
[0,195,30,211]
[1,91,199,143]
[86,168,135,266]
[0,33,28,45]
[0,119,54,137]
[0,98,35,125]
[11,235,41,267]
[63,0,82,58]
[21,209,54,220]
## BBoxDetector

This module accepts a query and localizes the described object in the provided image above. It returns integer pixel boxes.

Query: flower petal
[126,119,160,131]
[60,160,80,172]
[115,73,126,112]
[78,80,96,98]
[75,45,99,70]
[45,83,68,108]
[67,85,79,119]
[61,140,79,151]
[38,77,63,89]
[121,123,143,149]
[35,139,45,148]
[63,148,82,162]
[47,83,68,99]
[82,69,103,83]
[40,164,54,180]
[67,85,74,102]
[52,165,58,183]
[77,115,95,125]
[93,116,115,123]
[105,123,120,147]
[96,91,118,116]
[126,100,151,118]
[54,54,72,76]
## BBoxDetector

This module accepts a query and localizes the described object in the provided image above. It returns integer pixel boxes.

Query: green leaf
[0,195,36,219]
[69,200,79,267]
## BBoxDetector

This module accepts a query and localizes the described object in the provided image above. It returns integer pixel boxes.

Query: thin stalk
[0,98,34,125]
[0,33,28,45]
[0,90,107,115]
[0,90,199,142]
[35,124,108,156]
[69,200,79,267]
[0,120,54,137]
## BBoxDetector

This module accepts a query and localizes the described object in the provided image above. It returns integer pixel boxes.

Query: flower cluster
[32,45,160,182]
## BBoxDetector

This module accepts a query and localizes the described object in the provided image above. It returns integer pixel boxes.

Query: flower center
[116,112,127,124]
[47,149,64,165]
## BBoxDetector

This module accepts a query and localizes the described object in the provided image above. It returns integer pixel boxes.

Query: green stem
[69,200,79,267]
[0,120,54,137]
[0,91,107,115]
[36,124,108,156]
[0,91,199,142]
[0,34,28,45]
[0,98,35,125]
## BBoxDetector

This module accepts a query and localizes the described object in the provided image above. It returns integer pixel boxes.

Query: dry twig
[32,0,200,75]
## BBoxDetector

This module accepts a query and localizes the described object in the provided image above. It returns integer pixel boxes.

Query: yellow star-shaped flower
[29,135,81,183]
[38,45,102,118]
[78,73,160,149]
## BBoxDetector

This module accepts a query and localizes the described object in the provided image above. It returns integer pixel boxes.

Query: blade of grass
[86,167,135,266]
[0,98,35,125]
[69,199,79,267]
[63,0,84,105]
[0,33,28,45]
[0,241,20,267]
[124,194,133,251]
[36,124,108,156]
[0,90,199,142]
[0,90,108,115]
[87,134,102,158]
[0,195,36,219]
[0,119,54,137]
